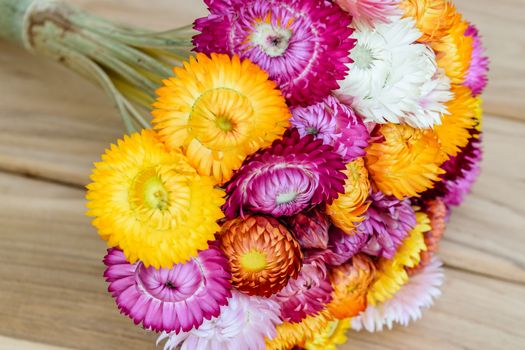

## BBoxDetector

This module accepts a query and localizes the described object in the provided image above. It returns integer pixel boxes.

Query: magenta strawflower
[359,192,417,259]
[334,0,401,27]
[306,226,369,266]
[285,209,331,250]
[193,0,355,106]
[291,96,369,162]
[464,24,489,96]
[223,129,347,218]
[272,259,333,323]
[103,246,231,333]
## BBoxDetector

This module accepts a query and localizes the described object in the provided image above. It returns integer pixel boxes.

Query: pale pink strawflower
[158,290,281,350]
[351,257,444,332]
[334,0,401,27]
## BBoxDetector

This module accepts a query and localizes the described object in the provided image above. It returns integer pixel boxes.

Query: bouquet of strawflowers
[0,0,488,349]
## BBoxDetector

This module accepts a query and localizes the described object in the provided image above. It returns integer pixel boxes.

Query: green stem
[0,0,194,133]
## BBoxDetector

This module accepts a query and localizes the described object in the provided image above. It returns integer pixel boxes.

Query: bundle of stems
[0,0,195,132]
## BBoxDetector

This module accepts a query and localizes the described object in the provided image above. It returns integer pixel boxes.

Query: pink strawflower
[285,209,331,250]
[360,192,417,259]
[306,226,369,266]
[464,24,489,96]
[193,0,355,106]
[223,129,347,218]
[272,259,333,323]
[334,0,401,27]
[103,246,231,333]
[291,96,369,162]
[351,257,444,332]
[422,135,482,206]
[158,290,281,350]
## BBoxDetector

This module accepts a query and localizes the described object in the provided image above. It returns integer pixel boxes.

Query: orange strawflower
[327,254,376,319]
[400,0,459,42]
[219,216,302,297]
[326,158,371,234]
[365,124,444,199]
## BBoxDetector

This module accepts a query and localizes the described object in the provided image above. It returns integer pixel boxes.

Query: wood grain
[0,171,523,350]
[0,336,69,350]
[0,1,524,349]
[455,0,525,121]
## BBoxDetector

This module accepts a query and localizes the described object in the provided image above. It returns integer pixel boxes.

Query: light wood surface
[0,1,523,350]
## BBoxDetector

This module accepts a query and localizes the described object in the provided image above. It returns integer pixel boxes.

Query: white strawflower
[351,257,444,332]
[336,16,452,128]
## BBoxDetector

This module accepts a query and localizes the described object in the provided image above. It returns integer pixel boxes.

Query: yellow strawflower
[367,211,430,305]
[152,53,290,184]
[266,310,332,350]
[86,130,225,268]
[303,319,351,350]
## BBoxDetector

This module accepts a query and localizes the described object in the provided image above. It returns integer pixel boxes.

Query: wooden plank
[0,336,70,350]
[440,116,525,283]
[348,268,525,350]
[455,0,525,121]
[0,171,524,350]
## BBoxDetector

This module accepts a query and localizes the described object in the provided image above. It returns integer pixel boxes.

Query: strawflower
[158,290,282,350]
[336,15,450,128]
[367,212,430,305]
[193,0,355,106]
[326,158,370,234]
[434,85,481,158]
[327,255,376,319]
[291,96,369,162]
[409,199,447,273]
[219,216,303,297]
[285,209,331,250]
[352,257,444,331]
[303,318,350,350]
[400,0,459,42]
[266,310,333,350]
[103,246,231,333]
[224,129,346,218]
[86,130,224,268]
[272,259,333,323]
[334,0,401,27]
[152,53,290,184]
[365,124,444,199]
[360,192,417,259]
[430,17,473,85]
[306,226,370,266]
[464,24,489,96]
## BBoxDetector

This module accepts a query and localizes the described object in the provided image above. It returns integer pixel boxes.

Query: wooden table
[0,1,524,349]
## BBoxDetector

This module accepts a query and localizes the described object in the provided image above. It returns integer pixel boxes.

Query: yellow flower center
[240,250,268,273]
[131,168,169,210]
[215,115,234,132]
[189,88,253,150]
